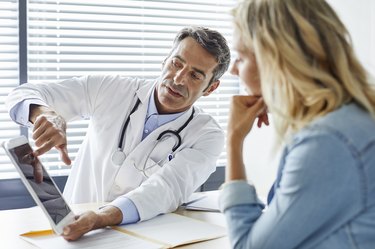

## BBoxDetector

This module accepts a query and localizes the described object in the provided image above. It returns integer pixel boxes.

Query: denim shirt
[219,103,375,249]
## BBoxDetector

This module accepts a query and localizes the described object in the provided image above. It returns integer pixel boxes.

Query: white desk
[0,203,230,249]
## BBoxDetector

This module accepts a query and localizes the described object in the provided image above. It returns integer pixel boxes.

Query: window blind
[0,0,239,178]
[0,0,20,178]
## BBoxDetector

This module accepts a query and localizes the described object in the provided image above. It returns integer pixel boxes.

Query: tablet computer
[1,136,75,234]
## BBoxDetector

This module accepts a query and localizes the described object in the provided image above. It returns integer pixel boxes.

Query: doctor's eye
[190,72,203,81]
[172,58,183,69]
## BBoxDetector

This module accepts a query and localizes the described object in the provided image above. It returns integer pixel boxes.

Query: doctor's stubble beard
[161,79,188,98]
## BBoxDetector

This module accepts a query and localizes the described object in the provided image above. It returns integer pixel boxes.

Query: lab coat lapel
[123,81,154,154]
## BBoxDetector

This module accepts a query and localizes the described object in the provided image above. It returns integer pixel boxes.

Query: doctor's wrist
[95,205,123,228]
[29,104,58,124]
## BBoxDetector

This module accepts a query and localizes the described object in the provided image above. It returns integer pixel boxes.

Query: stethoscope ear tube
[157,130,181,152]
[117,98,141,149]
[156,108,195,152]
[112,99,195,165]
[112,98,141,166]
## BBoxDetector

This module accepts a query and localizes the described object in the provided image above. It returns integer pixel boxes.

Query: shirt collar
[147,89,159,117]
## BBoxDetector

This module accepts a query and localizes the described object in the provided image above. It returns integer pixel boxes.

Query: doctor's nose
[173,68,188,85]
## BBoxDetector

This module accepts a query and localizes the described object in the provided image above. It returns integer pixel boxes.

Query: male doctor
[6,26,230,240]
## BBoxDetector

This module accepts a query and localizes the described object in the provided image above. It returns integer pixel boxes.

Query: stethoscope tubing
[112,97,195,165]
[117,98,141,150]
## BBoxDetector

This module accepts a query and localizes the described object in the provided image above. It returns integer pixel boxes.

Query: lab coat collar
[135,78,156,105]
[123,79,154,154]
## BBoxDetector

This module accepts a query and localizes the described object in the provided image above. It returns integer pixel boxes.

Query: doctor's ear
[203,80,220,96]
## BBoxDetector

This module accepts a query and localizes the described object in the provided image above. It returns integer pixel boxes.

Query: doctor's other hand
[227,95,268,142]
[62,206,123,241]
[29,104,71,165]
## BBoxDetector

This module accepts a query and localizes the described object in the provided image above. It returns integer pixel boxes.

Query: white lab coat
[6,75,224,221]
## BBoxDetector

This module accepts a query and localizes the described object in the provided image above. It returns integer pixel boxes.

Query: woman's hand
[225,95,268,181]
[227,95,268,142]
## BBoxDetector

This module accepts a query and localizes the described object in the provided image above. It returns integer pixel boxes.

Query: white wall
[327,0,375,75]
[243,0,375,198]
[243,120,278,198]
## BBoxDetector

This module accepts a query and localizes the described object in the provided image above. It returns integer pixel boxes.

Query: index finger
[33,159,43,184]
[25,153,43,183]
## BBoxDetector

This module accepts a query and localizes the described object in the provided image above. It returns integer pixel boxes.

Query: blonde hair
[232,0,375,142]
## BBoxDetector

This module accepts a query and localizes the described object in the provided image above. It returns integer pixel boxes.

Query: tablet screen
[8,143,72,225]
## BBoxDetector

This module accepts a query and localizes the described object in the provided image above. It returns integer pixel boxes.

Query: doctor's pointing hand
[30,105,71,166]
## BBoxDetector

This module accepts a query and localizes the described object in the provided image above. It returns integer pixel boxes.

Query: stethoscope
[111,98,195,166]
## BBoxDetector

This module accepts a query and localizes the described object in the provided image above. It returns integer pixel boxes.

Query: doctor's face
[155,37,220,114]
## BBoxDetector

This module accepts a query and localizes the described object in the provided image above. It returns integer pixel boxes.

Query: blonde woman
[219,0,375,248]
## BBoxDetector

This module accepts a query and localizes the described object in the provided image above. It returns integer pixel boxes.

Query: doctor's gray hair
[169,26,231,84]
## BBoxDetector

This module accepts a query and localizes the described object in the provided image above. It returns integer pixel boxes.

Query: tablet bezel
[1,136,75,235]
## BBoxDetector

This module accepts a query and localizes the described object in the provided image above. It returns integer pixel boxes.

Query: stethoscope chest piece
[112,150,126,165]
